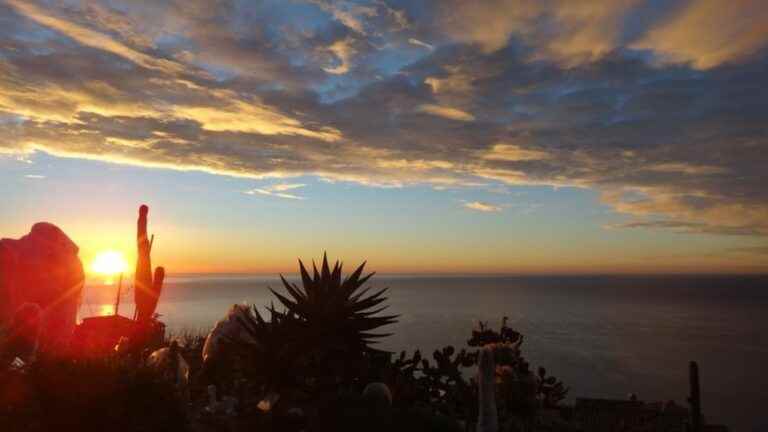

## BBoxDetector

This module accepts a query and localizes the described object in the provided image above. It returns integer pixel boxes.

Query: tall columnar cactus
[477,345,499,432]
[134,205,164,322]
[689,361,702,432]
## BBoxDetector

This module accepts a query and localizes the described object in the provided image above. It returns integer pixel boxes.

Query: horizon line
[85,271,768,279]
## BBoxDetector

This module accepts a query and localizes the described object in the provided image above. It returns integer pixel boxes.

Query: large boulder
[0,223,84,351]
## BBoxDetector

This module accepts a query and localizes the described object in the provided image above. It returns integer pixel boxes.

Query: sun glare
[98,304,115,316]
[90,250,129,276]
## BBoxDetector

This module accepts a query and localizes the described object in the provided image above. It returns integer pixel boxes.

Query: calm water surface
[82,275,768,431]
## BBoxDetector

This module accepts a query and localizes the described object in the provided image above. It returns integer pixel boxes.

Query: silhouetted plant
[2,255,574,431]
[537,366,569,408]
[468,316,522,347]
[228,304,310,404]
[0,354,187,432]
[383,316,569,428]
[269,254,398,382]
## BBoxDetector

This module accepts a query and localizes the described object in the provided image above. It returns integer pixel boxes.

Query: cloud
[463,201,502,213]
[429,0,768,68]
[323,38,357,75]
[632,0,768,69]
[171,95,343,141]
[24,174,45,179]
[606,220,764,236]
[645,163,727,175]
[5,0,186,76]
[481,144,550,162]
[416,104,475,121]
[244,184,307,200]
[432,0,640,61]
[409,38,434,50]
[310,0,377,34]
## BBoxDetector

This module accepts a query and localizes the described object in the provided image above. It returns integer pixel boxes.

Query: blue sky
[1,0,767,273]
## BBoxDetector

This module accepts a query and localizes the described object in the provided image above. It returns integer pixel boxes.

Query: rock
[146,343,191,402]
[2,303,42,365]
[0,223,84,351]
[202,304,257,364]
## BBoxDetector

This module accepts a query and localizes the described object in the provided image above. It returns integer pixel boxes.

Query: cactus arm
[141,266,164,321]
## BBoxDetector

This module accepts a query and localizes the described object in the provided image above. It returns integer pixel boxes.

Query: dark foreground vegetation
[0,258,719,432]
[0,207,724,431]
[0,256,571,432]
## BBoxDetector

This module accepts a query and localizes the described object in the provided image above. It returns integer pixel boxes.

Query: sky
[0,0,767,274]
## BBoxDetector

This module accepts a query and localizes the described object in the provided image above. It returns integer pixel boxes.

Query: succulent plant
[384,316,569,429]
[271,254,398,358]
[228,305,307,395]
[134,204,165,323]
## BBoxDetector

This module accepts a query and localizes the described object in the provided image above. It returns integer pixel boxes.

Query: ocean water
[81,274,768,431]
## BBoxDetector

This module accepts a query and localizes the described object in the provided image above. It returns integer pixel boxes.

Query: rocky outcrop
[0,223,84,351]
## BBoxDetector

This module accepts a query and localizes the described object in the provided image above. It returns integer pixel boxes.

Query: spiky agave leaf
[225,305,308,394]
[271,253,398,356]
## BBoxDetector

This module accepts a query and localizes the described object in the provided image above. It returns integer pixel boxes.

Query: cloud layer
[1,0,767,235]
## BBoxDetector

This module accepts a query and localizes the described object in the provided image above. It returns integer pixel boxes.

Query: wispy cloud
[605,220,764,236]
[310,0,376,34]
[416,104,475,122]
[24,174,46,179]
[481,144,550,162]
[463,201,502,213]
[408,38,434,50]
[646,163,726,175]
[5,0,186,75]
[245,184,307,200]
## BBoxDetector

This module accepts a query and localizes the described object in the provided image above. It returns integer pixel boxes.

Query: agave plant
[270,254,398,376]
[226,304,309,404]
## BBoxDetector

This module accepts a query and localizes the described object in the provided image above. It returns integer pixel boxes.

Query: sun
[90,250,129,276]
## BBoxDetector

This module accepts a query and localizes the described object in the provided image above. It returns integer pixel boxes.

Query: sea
[81,274,768,431]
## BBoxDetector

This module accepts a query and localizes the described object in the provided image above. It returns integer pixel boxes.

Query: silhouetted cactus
[689,361,702,432]
[478,346,499,432]
[383,316,568,429]
[134,205,164,322]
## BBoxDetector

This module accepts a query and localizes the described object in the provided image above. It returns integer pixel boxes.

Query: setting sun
[90,250,129,276]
